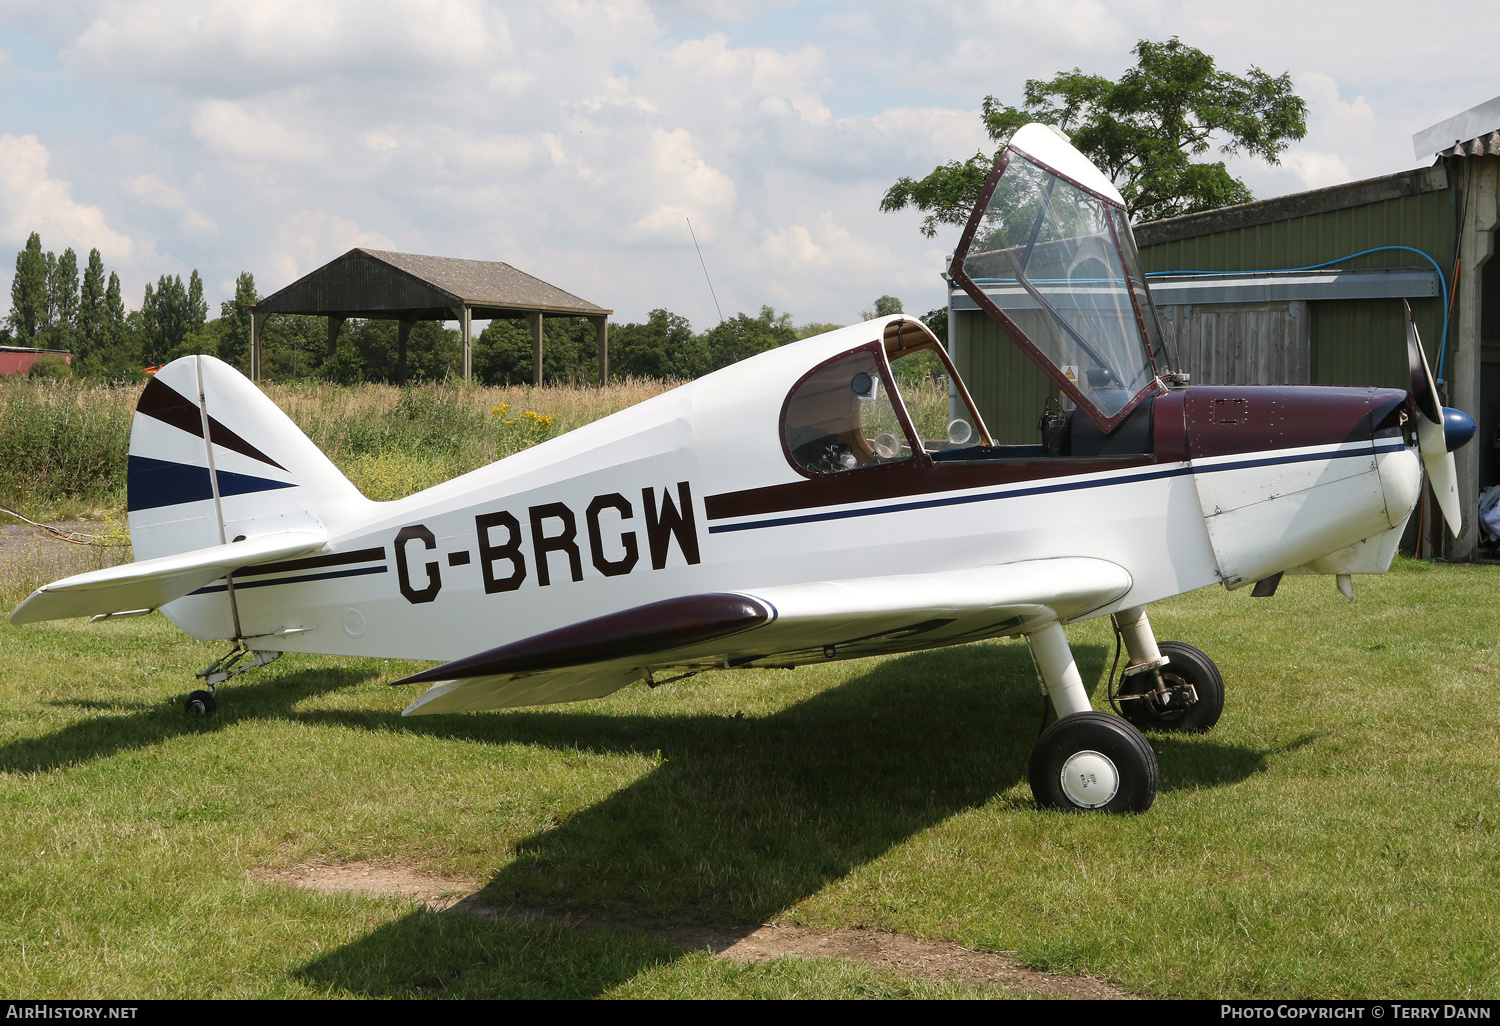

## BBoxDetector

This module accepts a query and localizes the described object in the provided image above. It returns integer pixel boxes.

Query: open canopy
[949,123,1173,432]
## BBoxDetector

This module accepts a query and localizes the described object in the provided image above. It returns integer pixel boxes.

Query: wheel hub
[1058,749,1120,809]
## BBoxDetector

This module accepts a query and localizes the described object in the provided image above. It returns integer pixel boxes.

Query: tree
[259,313,335,380]
[217,272,257,371]
[75,271,144,380]
[881,37,1307,231]
[103,272,125,335]
[42,251,57,330]
[860,295,903,321]
[141,273,207,364]
[78,249,106,359]
[607,308,700,380]
[700,306,795,372]
[473,316,595,386]
[920,306,948,342]
[795,321,843,340]
[48,247,79,349]
[186,270,208,334]
[8,233,47,339]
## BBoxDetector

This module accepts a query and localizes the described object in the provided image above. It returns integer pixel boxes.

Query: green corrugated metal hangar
[948,94,1500,561]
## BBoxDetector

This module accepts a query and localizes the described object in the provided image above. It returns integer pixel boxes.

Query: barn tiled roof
[359,250,610,315]
[257,248,611,318]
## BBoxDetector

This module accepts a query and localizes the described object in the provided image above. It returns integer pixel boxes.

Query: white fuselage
[143,322,1420,666]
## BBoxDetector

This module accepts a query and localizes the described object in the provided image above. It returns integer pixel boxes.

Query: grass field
[1,558,1498,998]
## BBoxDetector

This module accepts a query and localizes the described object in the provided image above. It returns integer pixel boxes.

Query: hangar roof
[1413,94,1500,158]
[256,248,612,320]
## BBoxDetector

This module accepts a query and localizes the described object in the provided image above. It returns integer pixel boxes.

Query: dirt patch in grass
[250,863,483,910]
[0,519,131,605]
[256,862,1130,998]
[706,924,1129,997]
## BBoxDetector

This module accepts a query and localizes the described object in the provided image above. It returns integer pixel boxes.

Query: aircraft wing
[396,557,1132,715]
[8,531,328,625]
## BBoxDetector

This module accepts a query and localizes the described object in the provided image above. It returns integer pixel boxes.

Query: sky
[0,0,1496,332]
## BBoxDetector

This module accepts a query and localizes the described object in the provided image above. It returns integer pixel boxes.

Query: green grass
[1,558,1498,997]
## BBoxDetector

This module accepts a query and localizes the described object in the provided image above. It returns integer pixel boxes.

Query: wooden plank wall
[1156,301,1311,385]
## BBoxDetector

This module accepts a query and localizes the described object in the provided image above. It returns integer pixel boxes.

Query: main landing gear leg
[1026,622,1157,814]
[1111,606,1224,734]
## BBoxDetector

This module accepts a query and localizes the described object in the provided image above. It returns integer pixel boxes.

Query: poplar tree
[49,247,80,346]
[104,272,125,333]
[187,269,207,332]
[217,272,257,370]
[8,232,46,338]
[141,273,196,363]
[42,251,58,330]
[78,249,105,358]
[103,271,129,361]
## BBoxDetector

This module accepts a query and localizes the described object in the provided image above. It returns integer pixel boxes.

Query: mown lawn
[1,557,1497,998]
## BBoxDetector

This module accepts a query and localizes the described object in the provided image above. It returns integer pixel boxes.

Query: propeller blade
[1405,300,1467,536]
[1405,300,1442,425]
[1418,415,1463,536]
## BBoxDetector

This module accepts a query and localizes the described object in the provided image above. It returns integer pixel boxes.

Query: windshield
[956,148,1161,425]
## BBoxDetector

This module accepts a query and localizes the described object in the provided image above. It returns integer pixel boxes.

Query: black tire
[1029,712,1157,814]
[184,690,218,716]
[1118,641,1224,734]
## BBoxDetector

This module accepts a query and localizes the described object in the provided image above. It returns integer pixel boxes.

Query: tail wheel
[1118,641,1224,734]
[1029,712,1157,814]
[184,690,218,717]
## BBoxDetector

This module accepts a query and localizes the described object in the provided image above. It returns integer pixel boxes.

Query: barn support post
[453,306,472,383]
[594,316,608,384]
[397,317,414,385]
[529,311,544,387]
[250,310,269,382]
[1450,155,1500,561]
[326,315,346,357]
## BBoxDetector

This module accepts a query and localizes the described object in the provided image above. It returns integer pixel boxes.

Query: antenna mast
[686,217,724,323]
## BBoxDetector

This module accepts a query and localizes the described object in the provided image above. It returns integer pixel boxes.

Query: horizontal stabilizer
[8,531,327,625]
[398,557,1131,715]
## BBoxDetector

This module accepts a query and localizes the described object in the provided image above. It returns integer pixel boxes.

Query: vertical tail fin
[127,355,368,563]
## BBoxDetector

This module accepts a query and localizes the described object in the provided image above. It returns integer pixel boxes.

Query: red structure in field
[0,347,73,376]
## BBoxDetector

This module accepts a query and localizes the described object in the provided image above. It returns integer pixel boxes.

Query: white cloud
[65,0,509,91]
[189,100,328,165]
[121,174,218,233]
[1229,70,1402,198]
[271,209,396,284]
[0,133,139,264]
[628,128,738,241]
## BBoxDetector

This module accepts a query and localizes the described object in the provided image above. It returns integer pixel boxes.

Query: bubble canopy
[950,123,1173,432]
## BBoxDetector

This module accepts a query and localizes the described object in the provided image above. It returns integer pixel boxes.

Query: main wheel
[184,690,218,716]
[1117,641,1224,734]
[1029,712,1157,814]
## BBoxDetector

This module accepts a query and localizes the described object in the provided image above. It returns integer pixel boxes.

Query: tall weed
[0,377,678,518]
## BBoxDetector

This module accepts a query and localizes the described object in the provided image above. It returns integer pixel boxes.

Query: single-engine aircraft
[10,124,1476,814]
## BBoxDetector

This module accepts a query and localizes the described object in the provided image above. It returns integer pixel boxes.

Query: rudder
[128,356,369,563]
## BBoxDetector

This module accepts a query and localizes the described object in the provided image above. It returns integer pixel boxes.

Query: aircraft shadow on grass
[291,643,1286,998]
[0,640,1296,997]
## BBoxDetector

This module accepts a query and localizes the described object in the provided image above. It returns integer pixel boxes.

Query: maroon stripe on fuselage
[392,593,773,685]
[704,455,1156,521]
[704,385,1405,523]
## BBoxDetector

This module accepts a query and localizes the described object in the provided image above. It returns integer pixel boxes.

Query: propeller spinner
[1405,301,1475,536]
